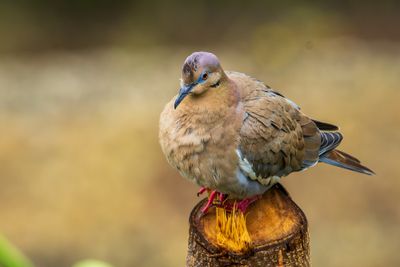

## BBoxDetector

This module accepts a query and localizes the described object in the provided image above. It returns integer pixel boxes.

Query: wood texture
[186,184,310,267]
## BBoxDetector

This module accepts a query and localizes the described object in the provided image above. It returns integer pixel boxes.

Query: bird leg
[236,195,262,213]
[201,190,218,213]
[219,194,261,213]
[197,188,229,214]
[197,187,207,197]
[219,192,228,203]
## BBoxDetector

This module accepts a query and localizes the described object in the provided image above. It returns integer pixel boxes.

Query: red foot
[219,193,227,203]
[197,188,230,214]
[197,187,207,197]
[201,190,218,213]
[221,195,262,213]
[237,195,262,213]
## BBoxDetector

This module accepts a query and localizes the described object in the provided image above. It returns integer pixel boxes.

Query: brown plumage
[159,52,374,200]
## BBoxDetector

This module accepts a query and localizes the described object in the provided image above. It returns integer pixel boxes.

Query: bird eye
[202,73,208,80]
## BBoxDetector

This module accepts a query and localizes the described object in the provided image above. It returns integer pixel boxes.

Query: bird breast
[159,99,243,189]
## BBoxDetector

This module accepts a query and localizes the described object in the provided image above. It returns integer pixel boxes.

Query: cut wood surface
[186,184,310,267]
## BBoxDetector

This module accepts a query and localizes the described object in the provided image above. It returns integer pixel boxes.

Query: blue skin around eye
[174,70,209,108]
[196,70,208,84]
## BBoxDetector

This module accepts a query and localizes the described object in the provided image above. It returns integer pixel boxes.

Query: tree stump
[186,184,310,267]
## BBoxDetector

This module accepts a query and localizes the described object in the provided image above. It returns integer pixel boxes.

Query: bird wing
[239,91,321,179]
[228,71,322,180]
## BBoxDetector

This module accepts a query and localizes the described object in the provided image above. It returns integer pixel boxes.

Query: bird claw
[197,188,259,215]
[218,195,262,213]
[197,186,261,214]
[219,193,227,203]
[236,195,262,213]
[197,190,229,214]
[201,190,217,213]
[197,187,207,197]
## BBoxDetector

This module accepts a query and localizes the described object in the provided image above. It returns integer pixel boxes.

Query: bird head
[174,52,226,109]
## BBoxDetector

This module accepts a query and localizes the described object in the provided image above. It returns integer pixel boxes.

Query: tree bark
[186,184,310,267]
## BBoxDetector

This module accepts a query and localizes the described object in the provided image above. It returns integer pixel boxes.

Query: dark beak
[174,84,195,109]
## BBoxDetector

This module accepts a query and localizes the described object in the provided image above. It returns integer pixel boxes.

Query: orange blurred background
[0,1,399,266]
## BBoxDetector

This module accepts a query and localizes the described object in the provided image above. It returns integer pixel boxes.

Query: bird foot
[197,187,207,197]
[237,195,262,213]
[198,189,228,214]
[221,195,262,213]
[197,186,261,214]
[200,190,218,213]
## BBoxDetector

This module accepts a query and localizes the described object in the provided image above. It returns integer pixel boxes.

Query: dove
[159,52,374,213]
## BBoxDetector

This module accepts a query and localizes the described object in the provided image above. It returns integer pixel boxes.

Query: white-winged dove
[159,52,374,213]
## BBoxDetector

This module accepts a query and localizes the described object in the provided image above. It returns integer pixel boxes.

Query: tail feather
[334,149,361,163]
[319,132,343,156]
[320,149,375,175]
[313,119,339,131]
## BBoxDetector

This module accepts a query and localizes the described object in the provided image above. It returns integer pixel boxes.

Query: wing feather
[228,71,323,180]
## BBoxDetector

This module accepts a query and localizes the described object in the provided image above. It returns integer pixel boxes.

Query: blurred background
[0,1,399,266]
